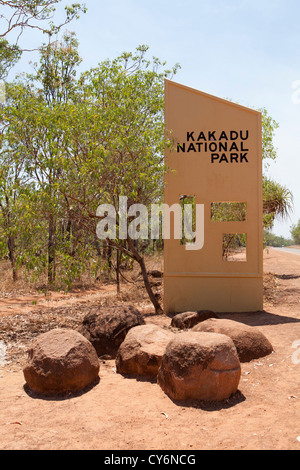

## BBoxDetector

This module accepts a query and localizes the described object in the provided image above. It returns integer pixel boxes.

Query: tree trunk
[94,235,102,256]
[107,243,112,269]
[126,238,163,314]
[48,214,56,285]
[7,233,17,282]
[116,249,121,294]
[102,240,112,269]
[138,254,163,314]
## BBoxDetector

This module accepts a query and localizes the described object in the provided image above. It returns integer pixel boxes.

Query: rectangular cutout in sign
[180,195,196,245]
[211,202,247,222]
[223,233,247,262]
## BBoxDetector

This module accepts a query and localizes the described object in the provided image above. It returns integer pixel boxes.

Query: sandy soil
[0,247,299,451]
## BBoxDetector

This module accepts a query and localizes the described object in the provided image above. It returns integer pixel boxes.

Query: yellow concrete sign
[164,79,263,313]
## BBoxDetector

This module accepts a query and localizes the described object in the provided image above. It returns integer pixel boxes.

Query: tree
[0,32,84,285]
[0,1,86,44]
[0,38,21,79]
[34,30,82,103]
[0,145,28,281]
[263,176,293,230]
[0,0,86,83]
[264,231,292,247]
[260,108,294,229]
[260,107,279,169]
[55,45,179,313]
[291,220,300,245]
[0,80,39,281]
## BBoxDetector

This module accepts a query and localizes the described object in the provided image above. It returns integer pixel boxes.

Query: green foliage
[34,31,82,103]
[0,33,86,285]
[0,1,87,43]
[180,195,196,244]
[222,233,247,259]
[60,44,180,221]
[260,107,279,167]
[211,202,247,222]
[263,176,293,229]
[0,39,22,80]
[264,230,293,247]
[259,109,293,231]
[0,40,179,304]
[291,220,300,245]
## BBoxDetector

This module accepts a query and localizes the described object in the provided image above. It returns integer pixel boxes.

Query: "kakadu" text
[177,129,250,164]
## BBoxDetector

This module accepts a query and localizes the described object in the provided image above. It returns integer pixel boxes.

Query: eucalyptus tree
[56,45,180,312]
[0,0,86,95]
[260,109,294,230]
[0,1,86,44]
[0,38,21,79]
[0,139,27,281]
[0,80,38,281]
[291,220,300,245]
[0,32,83,285]
[27,31,82,284]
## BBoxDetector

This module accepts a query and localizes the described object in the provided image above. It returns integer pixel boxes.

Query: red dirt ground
[0,247,299,450]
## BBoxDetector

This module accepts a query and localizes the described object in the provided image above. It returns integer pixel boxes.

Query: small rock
[171,310,218,330]
[148,270,163,278]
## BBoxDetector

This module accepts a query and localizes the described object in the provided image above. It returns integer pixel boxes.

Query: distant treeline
[264,231,293,247]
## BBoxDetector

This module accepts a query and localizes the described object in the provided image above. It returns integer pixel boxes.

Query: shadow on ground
[219,310,300,327]
[23,377,101,401]
[169,389,246,411]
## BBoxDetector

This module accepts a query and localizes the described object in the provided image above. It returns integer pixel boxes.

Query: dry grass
[263,272,279,304]
[0,252,164,293]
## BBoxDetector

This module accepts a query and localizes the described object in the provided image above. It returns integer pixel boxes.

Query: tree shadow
[218,310,300,327]
[279,287,300,295]
[274,274,300,280]
[143,309,300,328]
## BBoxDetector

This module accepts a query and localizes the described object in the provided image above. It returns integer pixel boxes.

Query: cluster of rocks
[23,306,274,403]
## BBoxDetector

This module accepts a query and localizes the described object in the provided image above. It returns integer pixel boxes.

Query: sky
[4,0,300,238]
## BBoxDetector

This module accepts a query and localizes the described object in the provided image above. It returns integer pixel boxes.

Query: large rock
[171,310,218,330]
[116,324,175,378]
[157,332,241,402]
[79,305,145,358]
[23,329,100,396]
[193,318,273,363]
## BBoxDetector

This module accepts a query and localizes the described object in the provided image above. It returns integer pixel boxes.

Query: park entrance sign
[164,80,263,313]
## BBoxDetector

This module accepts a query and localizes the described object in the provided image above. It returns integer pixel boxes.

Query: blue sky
[6,0,300,238]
